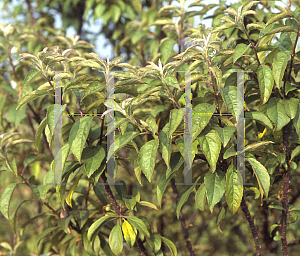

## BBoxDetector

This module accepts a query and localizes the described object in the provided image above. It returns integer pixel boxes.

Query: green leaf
[291,145,300,160]
[195,183,206,211]
[258,65,274,104]
[245,112,273,130]
[139,139,159,182]
[126,216,150,237]
[66,174,83,207]
[225,165,243,215]
[109,224,123,256]
[69,116,93,163]
[22,70,43,88]
[192,103,216,141]
[293,104,300,137]
[35,117,47,152]
[152,18,174,25]
[169,108,184,138]
[214,126,236,147]
[266,11,297,26]
[17,88,52,110]
[283,98,299,119]
[216,204,227,233]
[233,43,250,63]
[204,169,225,213]
[88,216,114,241]
[159,124,172,173]
[263,26,297,36]
[112,131,140,155]
[138,201,158,210]
[176,185,195,219]
[244,141,274,152]
[164,76,180,89]
[160,236,177,256]
[267,98,290,131]
[161,38,175,65]
[175,138,198,161]
[157,172,172,207]
[272,51,289,88]
[221,86,237,114]
[122,219,136,248]
[148,234,162,253]
[81,146,105,178]
[246,157,270,198]
[198,129,221,173]
[0,183,17,219]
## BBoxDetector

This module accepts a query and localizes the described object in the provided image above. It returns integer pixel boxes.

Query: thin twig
[170,179,196,256]
[240,196,261,256]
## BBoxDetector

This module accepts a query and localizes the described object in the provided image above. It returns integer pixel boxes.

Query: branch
[25,0,35,25]
[170,179,196,256]
[240,196,261,256]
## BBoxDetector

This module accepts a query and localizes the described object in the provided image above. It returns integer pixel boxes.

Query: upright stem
[170,179,196,256]
[240,197,261,256]
[281,125,290,256]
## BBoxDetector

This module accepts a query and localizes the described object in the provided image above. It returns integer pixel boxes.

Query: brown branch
[240,196,261,256]
[170,179,196,256]
[25,0,35,25]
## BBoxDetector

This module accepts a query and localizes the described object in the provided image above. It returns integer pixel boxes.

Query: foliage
[1,0,300,256]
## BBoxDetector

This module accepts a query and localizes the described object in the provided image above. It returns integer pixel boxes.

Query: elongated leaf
[225,165,243,215]
[66,174,83,207]
[233,43,249,63]
[214,126,236,147]
[176,185,194,219]
[139,139,159,182]
[138,201,158,210]
[34,117,47,152]
[22,70,43,88]
[148,234,162,253]
[160,236,177,256]
[122,219,136,248]
[0,183,17,219]
[258,65,273,104]
[221,86,237,114]
[159,124,172,173]
[245,112,273,129]
[195,183,206,211]
[169,109,184,138]
[266,11,297,26]
[192,104,216,141]
[267,98,290,131]
[126,216,150,237]
[283,98,299,119]
[246,157,270,198]
[161,38,175,65]
[264,26,297,36]
[164,76,180,89]
[244,141,274,152]
[273,51,289,88]
[198,129,221,173]
[109,225,123,256]
[69,116,93,163]
[81,146,105,177]
[204,170,225,213]
[293,104,300,137]
[291,145,300,160]
[88,216,113,241]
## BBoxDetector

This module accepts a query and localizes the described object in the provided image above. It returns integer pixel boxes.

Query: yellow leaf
[122,219,136,247]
